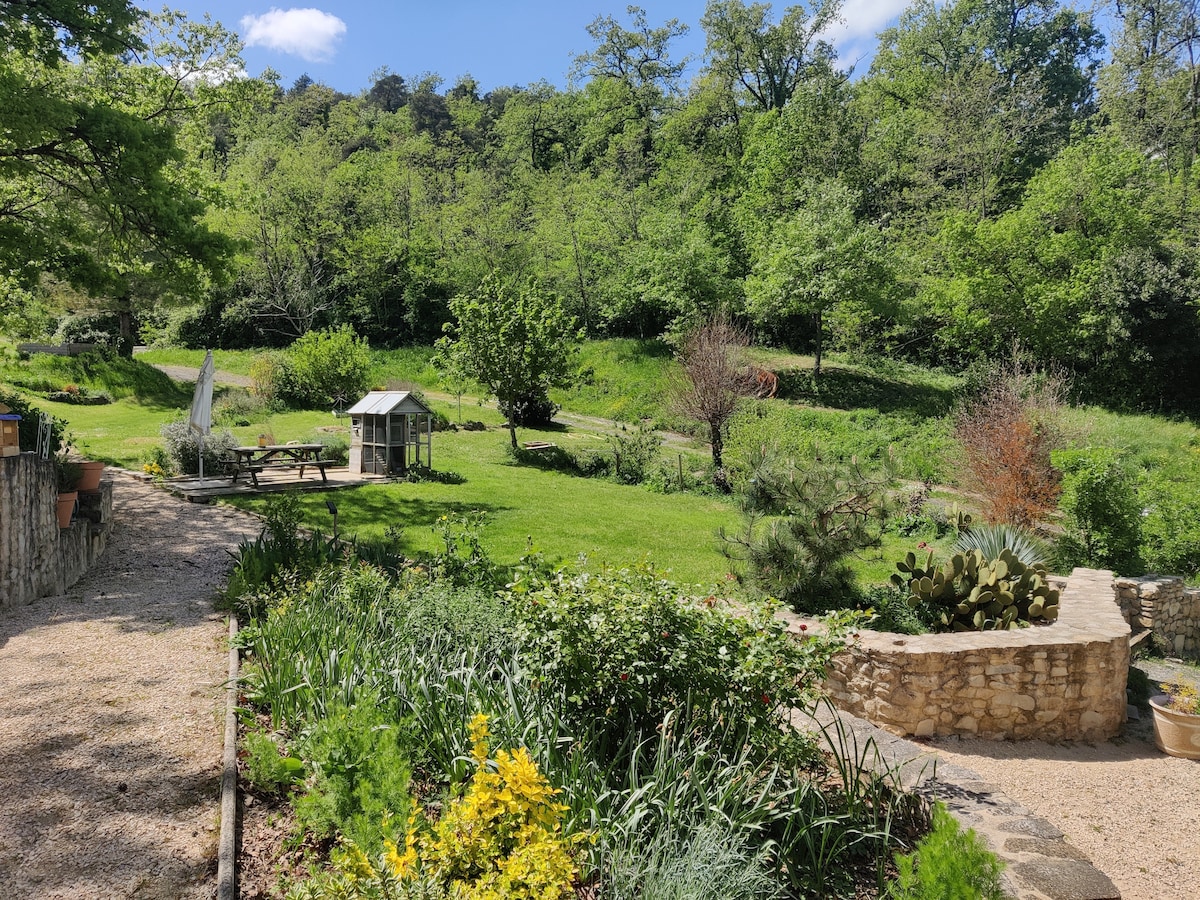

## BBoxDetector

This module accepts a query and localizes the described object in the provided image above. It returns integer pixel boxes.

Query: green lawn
[245,425,741,587]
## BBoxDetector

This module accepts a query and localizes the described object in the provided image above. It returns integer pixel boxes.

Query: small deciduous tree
[955,354,1065,528]
[435,274,578,450]
[671,315,756,480]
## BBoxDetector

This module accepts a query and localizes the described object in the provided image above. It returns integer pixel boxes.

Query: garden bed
[818,568,1129,741]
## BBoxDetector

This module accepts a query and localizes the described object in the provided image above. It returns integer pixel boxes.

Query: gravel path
[928,662,1200,900]
[0,473,260,898]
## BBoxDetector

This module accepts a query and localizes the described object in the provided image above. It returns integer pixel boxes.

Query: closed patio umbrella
[189,350,214,483]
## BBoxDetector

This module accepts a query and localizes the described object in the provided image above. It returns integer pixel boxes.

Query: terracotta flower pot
[56,491,78,528]
[76,460,105,492]
[1149,694,1200,760]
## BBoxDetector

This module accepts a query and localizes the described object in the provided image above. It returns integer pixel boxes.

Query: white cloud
[833,0,911,44]
[240,8,347,63]
[821,0,913,72]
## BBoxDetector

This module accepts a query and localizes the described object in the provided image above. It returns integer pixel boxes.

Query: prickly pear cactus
[892,547,1059,631]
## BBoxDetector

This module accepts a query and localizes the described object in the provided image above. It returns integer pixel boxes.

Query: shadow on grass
[778,366,957,419]
[324,488,510,554]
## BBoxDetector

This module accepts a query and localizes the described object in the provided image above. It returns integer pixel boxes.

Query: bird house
[346,391,434,475]
[0,404,21,457]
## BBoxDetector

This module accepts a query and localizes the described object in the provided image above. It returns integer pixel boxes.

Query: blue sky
[145,2,912,95]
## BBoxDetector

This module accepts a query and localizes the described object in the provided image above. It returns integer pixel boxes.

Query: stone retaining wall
[823,568,1129,741]
[0,453,112,607]
[1113,574,1200,656]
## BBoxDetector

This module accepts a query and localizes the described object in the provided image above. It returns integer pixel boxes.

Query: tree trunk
[813,309,823,378]
[709,421,723,470]
[508,420,519,452]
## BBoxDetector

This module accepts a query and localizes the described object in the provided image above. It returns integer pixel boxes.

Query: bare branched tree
[672,315,756,482]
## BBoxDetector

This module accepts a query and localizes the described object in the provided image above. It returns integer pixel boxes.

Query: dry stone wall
[822,568,1129,741]
[1113,574,1200,656]
[0,453,112,607]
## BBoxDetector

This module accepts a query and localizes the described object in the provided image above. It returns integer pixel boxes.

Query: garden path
[0,472,260,898]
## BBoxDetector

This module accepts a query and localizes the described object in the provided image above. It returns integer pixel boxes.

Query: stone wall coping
[838,567,1128,652]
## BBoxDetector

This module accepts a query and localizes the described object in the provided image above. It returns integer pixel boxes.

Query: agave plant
[953,523,1048,568]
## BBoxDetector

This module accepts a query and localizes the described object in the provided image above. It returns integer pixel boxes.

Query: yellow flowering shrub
[289,715,583,900]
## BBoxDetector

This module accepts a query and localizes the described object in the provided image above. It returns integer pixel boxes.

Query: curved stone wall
[823,568,1129,741]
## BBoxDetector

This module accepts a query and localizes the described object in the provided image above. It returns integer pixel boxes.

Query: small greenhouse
[347,391,434,476]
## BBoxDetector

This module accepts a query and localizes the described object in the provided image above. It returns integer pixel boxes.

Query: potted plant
[54,456,82,528]
[1149,681,1200,760]
[76,459,105,492]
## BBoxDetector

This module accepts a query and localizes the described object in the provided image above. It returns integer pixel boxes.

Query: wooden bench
[240,458,335,485]
[522,441,557,452]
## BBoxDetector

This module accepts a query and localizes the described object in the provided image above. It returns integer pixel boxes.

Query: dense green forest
[6,0,1200,413]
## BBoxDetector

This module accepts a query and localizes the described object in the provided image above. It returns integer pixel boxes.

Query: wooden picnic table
[226,443,332,487]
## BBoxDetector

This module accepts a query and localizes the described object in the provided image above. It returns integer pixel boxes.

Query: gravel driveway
[0,473,260,898]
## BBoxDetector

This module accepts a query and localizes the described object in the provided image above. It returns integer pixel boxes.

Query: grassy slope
[10,342,1200,586]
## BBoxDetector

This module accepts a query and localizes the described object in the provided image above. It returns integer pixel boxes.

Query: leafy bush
[888,804,1005,900]
[1051,448,1142,574]
[293,701,414,855]
[213,388,269,427]
[249,351,292,404]
[159,418,238,476]
[242,726,305,794]
[509,563,854,758]
[864,583,933,635]
[284,325,372,409]
[1139,473,1200,577]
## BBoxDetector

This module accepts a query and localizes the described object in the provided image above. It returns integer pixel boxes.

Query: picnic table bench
[226,443,333,487]
[522,441,557,452]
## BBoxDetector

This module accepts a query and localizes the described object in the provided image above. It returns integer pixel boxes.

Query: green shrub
[1139,475,1200,577]
[1051,448,1142,574]
[509,563,855,759]
[293,700,414,855]
[242,726,305,794]
[213,388,269,427]
[864,583,932,635]
[888,804,1005,900]
[249,351,292,405]
[284,325,372,409]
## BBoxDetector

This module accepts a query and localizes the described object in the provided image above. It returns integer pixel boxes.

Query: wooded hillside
[5,0,1200,413]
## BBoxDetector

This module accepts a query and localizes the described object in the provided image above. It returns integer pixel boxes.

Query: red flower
[799,623,808,631]
[761,694,770,705]
[619,673,629,682]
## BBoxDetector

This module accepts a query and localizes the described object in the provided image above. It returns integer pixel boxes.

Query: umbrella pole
[199,432,205,483]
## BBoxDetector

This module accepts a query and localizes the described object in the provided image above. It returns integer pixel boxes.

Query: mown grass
[227,419,741,587]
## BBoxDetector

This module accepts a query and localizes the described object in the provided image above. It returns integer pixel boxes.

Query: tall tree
[701,0,842,111]
[1101,0,1200,230]
[0,5,239,347]
[744,180,887,373]
[860,0,1104,223]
